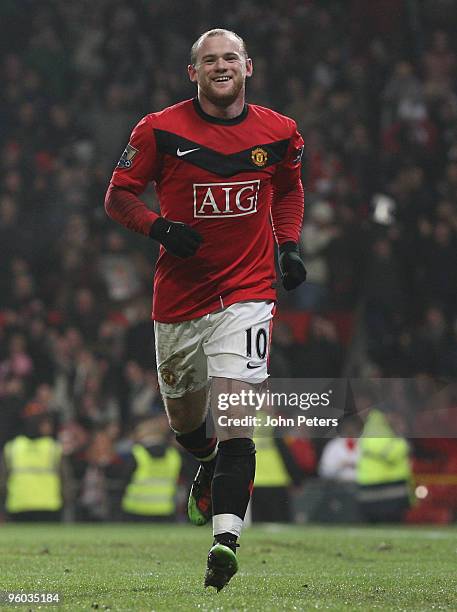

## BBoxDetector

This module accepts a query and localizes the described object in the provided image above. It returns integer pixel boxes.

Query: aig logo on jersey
[193,180,260,218]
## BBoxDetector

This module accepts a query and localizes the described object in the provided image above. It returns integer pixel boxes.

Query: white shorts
[154,301,275,398]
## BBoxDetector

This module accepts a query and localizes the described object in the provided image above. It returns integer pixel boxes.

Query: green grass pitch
[0,523,456,611]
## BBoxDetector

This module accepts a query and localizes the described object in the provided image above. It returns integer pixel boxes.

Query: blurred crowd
[1,0,456,522]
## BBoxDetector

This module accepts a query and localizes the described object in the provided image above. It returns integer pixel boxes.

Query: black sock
[212,438,256,533]
[175,418,217,474]
[214,532,238,552]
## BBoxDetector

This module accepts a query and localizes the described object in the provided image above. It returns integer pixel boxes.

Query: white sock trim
[213,513,243,538]
[200,447,218,462]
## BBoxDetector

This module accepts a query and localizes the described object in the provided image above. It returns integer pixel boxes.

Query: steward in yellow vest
[0,403,64,521]
[252,411,304,522]
[357,408,412,523]
[122,415,181,521]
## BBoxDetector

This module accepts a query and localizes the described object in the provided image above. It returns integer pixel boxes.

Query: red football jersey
[109,98,304,322]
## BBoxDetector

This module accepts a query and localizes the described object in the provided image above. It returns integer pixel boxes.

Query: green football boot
[204,543,238,591]
[188,465,212,526]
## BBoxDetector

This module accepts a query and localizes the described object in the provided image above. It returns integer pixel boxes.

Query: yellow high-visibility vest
[122,444,181,516]
[357,410,411,486]
[254,416,291,487]
[4,436,62,513]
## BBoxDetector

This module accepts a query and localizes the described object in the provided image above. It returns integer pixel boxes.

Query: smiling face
[188,32,253,110]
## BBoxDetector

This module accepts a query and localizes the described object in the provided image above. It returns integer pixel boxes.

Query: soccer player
[105,28,306,591]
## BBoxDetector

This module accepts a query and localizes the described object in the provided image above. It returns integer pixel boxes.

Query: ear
[188,64,198,83]
[245,58,253,78]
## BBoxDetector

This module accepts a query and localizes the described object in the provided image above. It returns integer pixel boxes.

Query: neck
[197,90,246,119]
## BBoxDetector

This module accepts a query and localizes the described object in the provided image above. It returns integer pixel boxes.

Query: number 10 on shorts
[245,327,268,360]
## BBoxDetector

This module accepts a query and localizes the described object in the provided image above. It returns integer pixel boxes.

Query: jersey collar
[192,98,248,125]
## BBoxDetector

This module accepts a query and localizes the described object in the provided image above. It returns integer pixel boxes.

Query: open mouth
[213,76,232,83]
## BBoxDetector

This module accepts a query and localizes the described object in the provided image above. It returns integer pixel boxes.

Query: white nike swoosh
[177,147,200,157]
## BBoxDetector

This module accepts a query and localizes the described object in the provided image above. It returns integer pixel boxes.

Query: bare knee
[210,377,259,440]
[163,387,208,433]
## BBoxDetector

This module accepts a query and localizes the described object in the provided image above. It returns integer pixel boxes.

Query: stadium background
[0,0,456,524]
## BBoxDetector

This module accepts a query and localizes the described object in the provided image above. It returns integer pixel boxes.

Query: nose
[214,57,228,71]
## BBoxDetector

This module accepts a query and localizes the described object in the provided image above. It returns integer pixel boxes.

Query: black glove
[149,217,203,258]
[279,241,307,291]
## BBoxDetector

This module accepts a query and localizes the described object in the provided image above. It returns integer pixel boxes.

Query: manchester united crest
[251,147,268,167]
[161,367,176,387]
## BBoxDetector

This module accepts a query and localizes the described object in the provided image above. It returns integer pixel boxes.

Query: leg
[164,389,217,526]
[155,320,217,525]
[210,377,257,540]
[163,387,209,434]
[155,316,212,438]
[205,302,274,540]
[203,301,274,590]
[203,377,258,591]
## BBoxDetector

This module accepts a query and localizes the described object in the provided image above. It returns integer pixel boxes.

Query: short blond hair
[190,29,248,65]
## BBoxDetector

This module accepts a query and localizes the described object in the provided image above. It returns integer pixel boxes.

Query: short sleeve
[110,115,160,195]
